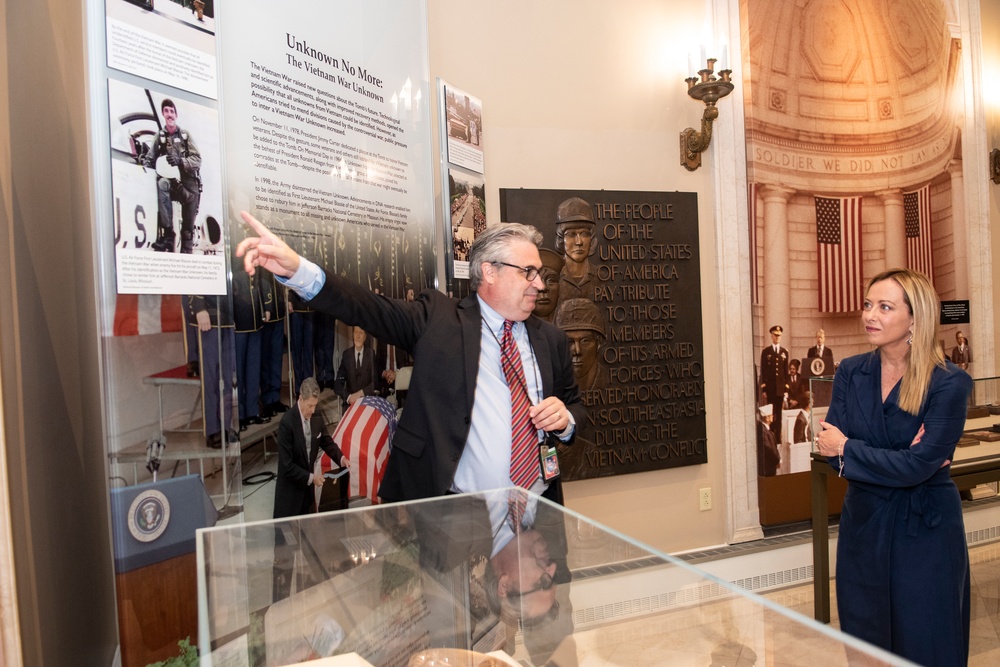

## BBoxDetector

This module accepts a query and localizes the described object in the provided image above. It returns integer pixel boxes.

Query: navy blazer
[825,351,972,664]
[309,271,585,502]
[826,351,971,485]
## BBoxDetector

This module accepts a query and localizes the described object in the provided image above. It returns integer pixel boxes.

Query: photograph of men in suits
[786,358,807,410]
[237,212,584,504]
[806,328,835,376]
[273,377,349,519]
[334,325,377,410]
[759,324,789,437]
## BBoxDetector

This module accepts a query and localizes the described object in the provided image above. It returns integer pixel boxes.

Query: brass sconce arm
[680,59,735,171]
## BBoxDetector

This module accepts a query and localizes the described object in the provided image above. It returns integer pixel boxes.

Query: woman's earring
[907,333,913,346]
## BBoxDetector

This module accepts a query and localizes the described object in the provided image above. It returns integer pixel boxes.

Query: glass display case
[197,489,907,666]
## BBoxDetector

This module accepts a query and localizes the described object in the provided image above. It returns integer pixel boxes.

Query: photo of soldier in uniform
[108,79,226,294]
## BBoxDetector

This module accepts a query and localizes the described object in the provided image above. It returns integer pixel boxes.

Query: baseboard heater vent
[967,525,1000,546]
[731,564,814,593]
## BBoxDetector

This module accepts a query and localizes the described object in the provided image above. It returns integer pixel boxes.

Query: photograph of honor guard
[259,269,289,418]
[759,324,789,438]
[186,294,237,448]
[232,263,268,432]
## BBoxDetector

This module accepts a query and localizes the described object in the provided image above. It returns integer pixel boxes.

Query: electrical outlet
[699,487,712,511]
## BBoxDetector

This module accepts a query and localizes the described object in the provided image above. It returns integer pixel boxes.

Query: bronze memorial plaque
[499,188,705,480]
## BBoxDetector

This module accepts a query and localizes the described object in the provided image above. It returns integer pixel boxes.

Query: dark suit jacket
[333,345,377,408]
[273,403,343,519]
[308,271,585,502]
[786,372,807,408]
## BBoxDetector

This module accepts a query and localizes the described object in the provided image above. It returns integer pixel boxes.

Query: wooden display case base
[758,470,847,527]
[116,552,198,667]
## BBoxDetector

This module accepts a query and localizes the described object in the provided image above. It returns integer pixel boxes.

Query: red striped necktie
[507,493,527,534]
[502,320,537,488]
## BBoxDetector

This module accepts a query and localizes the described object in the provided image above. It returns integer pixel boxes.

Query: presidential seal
[810,357,827,376]
[127,489,170,543]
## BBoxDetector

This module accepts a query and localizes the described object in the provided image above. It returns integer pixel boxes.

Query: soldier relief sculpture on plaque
[499,189,706,481]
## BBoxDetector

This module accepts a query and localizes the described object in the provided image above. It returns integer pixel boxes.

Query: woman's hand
[909,424,950,467]
[816,420,847,457]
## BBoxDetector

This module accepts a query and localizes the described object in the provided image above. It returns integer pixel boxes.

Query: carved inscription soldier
[533,248,564,322]
[554,197,599,306]
[554,298,607,391]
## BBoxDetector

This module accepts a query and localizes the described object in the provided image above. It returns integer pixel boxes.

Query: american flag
[904,185,934,282]
[331,396,397,504]
[113,294,184,335]
[815,195,863,313]
[748,183,759,305]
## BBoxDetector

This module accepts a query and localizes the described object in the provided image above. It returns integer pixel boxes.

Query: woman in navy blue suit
[817,268,973,665]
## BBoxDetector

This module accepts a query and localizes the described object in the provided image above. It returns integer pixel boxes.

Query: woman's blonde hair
[866,268,945,414]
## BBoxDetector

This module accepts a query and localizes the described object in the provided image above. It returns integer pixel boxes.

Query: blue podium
[110,475,218,667]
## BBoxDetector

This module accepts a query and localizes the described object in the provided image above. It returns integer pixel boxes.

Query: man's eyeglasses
[507,571,554,601]
[494,261,541,282]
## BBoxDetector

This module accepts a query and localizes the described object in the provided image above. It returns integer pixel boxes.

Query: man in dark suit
[759,324,789,437]
[786,358,807,409]
[805,328,836,406]
[793,392,813,444]
[333,325,377,410]
[951,330,971,371]
[273,377,349,519]
[806,328,835,376]
[237,212,584,504]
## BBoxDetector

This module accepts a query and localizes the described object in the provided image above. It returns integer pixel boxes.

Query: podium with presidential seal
[110,475,218,667]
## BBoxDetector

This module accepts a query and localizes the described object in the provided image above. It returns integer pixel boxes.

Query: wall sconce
[680,58,735,171]
[990,148,1000,185]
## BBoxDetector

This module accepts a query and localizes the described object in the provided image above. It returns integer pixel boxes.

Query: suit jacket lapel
[850,352,884,440]
[525,316,552,396]
[292,404,308,463]
[307,415,321,465]
[458,295,483,411]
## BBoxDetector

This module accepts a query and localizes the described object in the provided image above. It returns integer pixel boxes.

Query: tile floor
[762,539,1000,666]
[214,444,1000,665]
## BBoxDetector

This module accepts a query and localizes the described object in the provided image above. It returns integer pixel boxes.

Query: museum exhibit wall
[0,1,997,665]
[427,0,742,553]
[0,0,120,666]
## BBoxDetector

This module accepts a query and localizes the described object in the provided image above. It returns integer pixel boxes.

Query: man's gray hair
[299,377,321,400]
[468,222,543,290]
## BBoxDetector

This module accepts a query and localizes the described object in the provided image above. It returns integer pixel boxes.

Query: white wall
[427,0,745,553]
